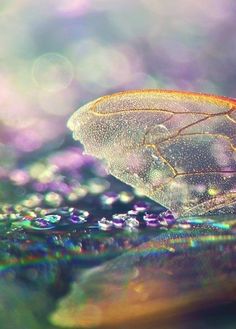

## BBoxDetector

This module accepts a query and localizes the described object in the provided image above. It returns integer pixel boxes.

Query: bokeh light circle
[32,53,74,92]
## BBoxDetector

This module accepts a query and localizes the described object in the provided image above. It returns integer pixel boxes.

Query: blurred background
[0,0,236,165]
[1,3,236,328]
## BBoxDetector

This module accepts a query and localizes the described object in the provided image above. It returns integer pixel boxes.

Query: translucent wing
[68,90,236,217]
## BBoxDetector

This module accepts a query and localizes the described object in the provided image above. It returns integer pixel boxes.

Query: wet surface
[0,140,236,329]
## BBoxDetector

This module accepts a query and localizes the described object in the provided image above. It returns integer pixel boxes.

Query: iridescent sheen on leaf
[50,218,236,328]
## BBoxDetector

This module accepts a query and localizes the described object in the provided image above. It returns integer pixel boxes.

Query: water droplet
[112,214,127,228]
[44,214,61,224]
[98,217,113,231]
[133,201,150,212]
